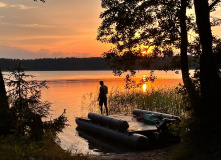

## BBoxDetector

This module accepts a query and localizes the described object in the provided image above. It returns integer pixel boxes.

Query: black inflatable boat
[75,109,181,148]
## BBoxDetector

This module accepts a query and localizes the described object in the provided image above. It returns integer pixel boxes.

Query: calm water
[3,70,184,155]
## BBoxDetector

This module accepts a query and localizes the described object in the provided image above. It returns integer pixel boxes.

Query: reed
[82,86,189,119]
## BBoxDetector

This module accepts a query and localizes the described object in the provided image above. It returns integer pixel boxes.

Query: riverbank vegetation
[0,134,91,160]
[83,84,191,139]
[84,86,188,117]
[0,65,94,160]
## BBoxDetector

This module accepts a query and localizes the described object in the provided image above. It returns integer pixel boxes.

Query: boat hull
[75,118,149,148]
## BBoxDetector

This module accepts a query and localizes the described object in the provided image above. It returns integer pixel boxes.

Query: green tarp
[142,113,160,125]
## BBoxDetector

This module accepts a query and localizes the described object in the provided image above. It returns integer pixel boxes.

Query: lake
[3,70,184,155]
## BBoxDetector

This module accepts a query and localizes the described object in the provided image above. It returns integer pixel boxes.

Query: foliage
[97,0,220,70]
[124,73,156,89]
[0,134,94,160]
[97,0,220,105]
[3,63,68,141]
[6,64,50,118]
[0,63,78,158]
[97,0,192,52]
[97,0,194,74]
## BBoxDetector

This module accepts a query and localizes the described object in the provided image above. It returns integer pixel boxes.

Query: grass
[0,134,97,160]
[82,86,191,140]
[82,86,189,119]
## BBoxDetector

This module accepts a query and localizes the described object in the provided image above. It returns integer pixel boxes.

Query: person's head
[100,81,104,85]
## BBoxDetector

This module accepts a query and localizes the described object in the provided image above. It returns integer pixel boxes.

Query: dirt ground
[98,145,175,160]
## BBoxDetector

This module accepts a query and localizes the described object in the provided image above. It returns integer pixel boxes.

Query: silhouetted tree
[5,63,47,138]
[98,0,221,158]
[4,63,68,141]
[97,0,200,106]
[194,0,220,122]
[192,1,221,158]
[0,0,47,137]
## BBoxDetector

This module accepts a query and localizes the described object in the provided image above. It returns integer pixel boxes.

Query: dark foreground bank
[98,145,175,160]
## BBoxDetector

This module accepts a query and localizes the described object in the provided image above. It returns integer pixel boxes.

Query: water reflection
[143,83,147,92]
[142,75,147,92]
[76,127,132,154]
[3,70,184,154]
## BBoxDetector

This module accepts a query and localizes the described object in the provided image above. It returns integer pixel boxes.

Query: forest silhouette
[0,56,198,71]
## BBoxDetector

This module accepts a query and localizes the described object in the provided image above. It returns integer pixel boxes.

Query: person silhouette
[98,81,108,116]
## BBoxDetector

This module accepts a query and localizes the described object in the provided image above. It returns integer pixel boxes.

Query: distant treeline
[0,57,111,71]
[0,56,198,71]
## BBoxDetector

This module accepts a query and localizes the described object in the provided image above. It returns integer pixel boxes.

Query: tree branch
[34,0,45,2]
[209,0,221,11]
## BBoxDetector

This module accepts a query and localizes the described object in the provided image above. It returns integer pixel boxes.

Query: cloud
[0,2,37,10]
[9,4,37,10]
[0,46,63,59]
[0,15,9,25]
[0,0,110,59]
[17,23,55,29]
[0,18,53,29]
[0,15,54,29]
[0,46,92,59]
[0,2,7,8]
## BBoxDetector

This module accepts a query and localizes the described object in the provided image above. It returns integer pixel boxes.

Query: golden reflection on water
[44,73,183,154]
[142,83,147,92]
[3,70,184,154]
[41,77,183,117]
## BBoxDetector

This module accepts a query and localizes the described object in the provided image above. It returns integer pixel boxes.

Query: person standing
[98,81,108,115]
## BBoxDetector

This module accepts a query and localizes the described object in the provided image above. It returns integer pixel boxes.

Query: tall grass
[82,86,190,119]
[82,86,191,142]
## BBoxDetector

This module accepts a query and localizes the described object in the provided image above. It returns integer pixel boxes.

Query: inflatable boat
[75,109,181,148]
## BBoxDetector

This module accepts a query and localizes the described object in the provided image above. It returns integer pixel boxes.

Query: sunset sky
[0,0,112,59]
[0,0,221,59]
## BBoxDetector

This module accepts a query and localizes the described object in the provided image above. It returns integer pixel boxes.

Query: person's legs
[104,97,108,116]
[99,99,103,114]
[104,104,108,116]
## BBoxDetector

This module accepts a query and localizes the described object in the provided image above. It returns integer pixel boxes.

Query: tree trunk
[180,0,199,109]
[194,0,221,134]
[0,68,9,109]
[0,68,10,135]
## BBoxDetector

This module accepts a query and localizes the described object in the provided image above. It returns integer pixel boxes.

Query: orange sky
[0,0,221,59]
[0,0,112,59]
